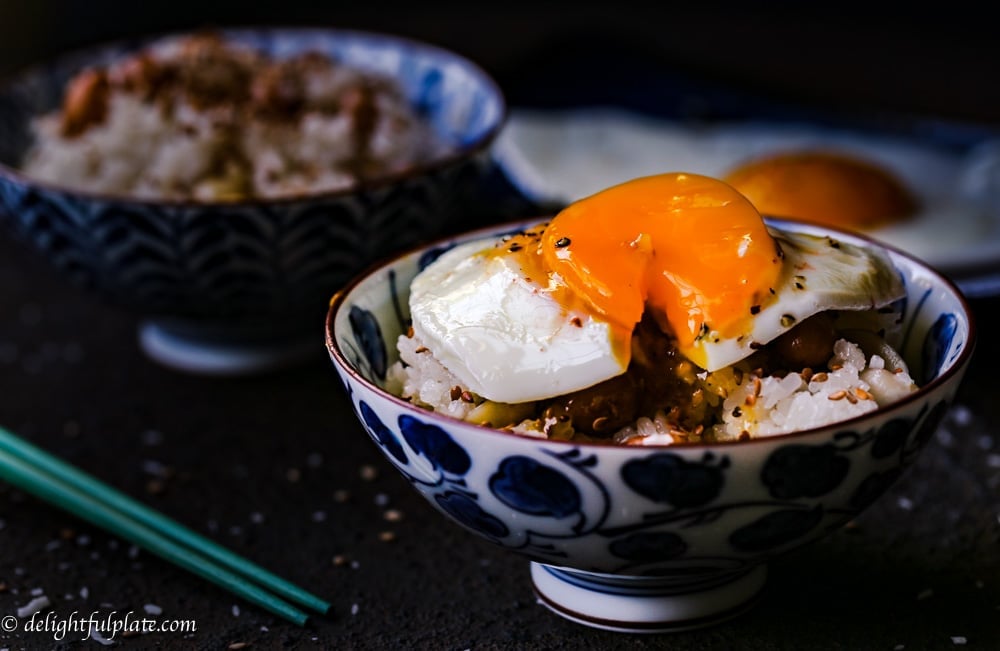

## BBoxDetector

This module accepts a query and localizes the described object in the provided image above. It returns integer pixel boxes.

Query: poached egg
[409,173,905,404]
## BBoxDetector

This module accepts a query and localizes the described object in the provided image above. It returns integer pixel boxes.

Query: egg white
[494,109,1000,273]
[408,226,906,404]
[409,239,629,404]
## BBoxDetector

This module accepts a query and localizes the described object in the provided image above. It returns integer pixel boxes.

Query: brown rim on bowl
[326,216,978,450]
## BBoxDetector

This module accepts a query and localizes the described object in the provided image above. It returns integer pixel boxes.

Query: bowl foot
[530,562,767,633]
[138,319,322,376]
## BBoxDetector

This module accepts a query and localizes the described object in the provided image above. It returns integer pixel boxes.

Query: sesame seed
[750,305,761,315]
[780,314,796,327]
[450,386,462,400]
[855,388,873,401]
[360,465,378,481]
[812,372,828,382]
[332,554,349,566]
[570,316,582,327]
[228,643,250,650]
[555,237,571,248]
[828,390,847,401]
[414,346,428,354]
[378,531,396,542]
[384,509,403,522]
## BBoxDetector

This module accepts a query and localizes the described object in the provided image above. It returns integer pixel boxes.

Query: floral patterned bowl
[0,27,505,374]
[325,217,975,633]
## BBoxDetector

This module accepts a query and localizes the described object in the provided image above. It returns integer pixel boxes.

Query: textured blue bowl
[326,217,976,632]
[0,27,505,347]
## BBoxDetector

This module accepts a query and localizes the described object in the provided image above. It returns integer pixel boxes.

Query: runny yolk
[539,172,783,357]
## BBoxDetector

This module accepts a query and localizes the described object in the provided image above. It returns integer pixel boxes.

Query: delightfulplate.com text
[3,609,197,642]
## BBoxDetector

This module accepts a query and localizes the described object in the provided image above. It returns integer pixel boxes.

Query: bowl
[325,216,976,633]
[0,27,505,375]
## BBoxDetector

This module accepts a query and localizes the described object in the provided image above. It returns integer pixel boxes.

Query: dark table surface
[1,187,1000,651]
[2,10,1000,649]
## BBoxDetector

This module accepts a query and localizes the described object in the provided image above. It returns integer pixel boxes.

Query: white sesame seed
[90,627,114,646]
[16,595,50,617]
[141,429,164,446]
[351,603,359,616]
[232,604,240,617]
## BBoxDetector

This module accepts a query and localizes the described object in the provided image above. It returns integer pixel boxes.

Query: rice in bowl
[388,316,918,446]
[19,31,445,200]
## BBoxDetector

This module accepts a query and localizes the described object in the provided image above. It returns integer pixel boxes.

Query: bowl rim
[326,214,978,450]
[0,24,507,207]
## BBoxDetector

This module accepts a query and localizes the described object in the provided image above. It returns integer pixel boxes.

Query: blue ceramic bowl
[326,217,976,633]
[0,27,505,373]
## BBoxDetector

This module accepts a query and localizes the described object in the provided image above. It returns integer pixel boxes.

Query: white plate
[493,107,1000,280]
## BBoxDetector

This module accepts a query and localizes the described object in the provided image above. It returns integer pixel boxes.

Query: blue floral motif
[359,401,407,464]
[435,491,509,539]
[911,401,948,451]
[761,444,849,499]
[0,28,504,323]
[418,244,456,271]
[609,531,687,563]
[728,506,824,552]
[850,468,904,510]
[621,453,727,508]
[870,418,913,459]
[489,456,581,518]
[349,306,387,381]
[398,414,472,476]
[923,313,958,384]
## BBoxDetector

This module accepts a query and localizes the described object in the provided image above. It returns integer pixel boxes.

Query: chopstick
[0,426,330,626]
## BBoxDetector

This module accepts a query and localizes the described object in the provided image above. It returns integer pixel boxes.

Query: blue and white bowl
[326,217,976,633]
[0,27,505,374]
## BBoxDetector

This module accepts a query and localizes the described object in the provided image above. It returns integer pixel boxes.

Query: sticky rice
[387,329,918,446]
[20,32,442,200]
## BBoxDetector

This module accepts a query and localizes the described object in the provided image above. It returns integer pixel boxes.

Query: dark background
[3,2,1000,128]
[2,3,1000,650]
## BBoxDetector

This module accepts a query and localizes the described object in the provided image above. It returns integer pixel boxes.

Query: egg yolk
[539,173,783,359]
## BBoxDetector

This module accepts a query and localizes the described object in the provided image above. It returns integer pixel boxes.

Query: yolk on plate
[538,172,783,351]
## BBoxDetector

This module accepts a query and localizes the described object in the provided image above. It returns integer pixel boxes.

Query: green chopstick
[0,426,330,624]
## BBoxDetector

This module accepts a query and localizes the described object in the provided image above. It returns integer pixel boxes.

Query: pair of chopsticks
[0,426,330,626]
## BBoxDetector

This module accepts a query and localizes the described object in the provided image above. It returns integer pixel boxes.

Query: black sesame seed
[732,407,743,418]
[750,305,761,315]
[508,243,522,252]
[780,314,796,327]
[555,237,571,248]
